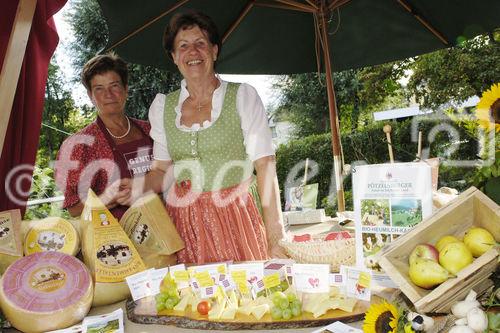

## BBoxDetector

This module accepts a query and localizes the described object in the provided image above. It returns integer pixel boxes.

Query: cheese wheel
[24,217,80,256]
[0,252,93,333]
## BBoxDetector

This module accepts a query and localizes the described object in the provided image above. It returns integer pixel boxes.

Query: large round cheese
[0,252,93,333]
[24,217,80,256]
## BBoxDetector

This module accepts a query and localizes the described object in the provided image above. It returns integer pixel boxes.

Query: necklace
[106,116,131,139]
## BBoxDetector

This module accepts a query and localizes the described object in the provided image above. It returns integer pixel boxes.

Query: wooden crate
[379,187,499,314]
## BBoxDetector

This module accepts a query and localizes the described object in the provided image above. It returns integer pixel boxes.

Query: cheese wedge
[251,303,270,320]
[208,299,226,320]
[173,295,190,312]
[81,189,146,306]
[220,306,237,320]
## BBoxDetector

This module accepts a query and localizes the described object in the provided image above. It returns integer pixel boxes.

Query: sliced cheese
[0,252,93,333]
[173,294,190,312]
[220,306,237,320]
[81,189,146,306]
[0,209,23,274]
[251,303,270,320]
[208,298,226,320]
[24,217,80,256]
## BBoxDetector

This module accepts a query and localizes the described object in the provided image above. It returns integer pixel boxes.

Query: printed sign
[353,163,432,286]
[292,264,329,293]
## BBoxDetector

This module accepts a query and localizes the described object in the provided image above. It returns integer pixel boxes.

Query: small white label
[292,264,329,293]
[150,267,169,295]
[199,285,216,299]
[341,265,372,301]
[125,269,153,301]
[82,308,124,333]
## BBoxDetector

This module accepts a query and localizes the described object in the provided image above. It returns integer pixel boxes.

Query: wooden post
[416,130,422,160]
[302,158,309,186]
[0,0,37,156]
[383,124,394,163]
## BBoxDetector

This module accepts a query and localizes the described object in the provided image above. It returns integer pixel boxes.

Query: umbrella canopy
[97,0,500,210]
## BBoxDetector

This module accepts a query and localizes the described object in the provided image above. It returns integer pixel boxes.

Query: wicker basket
[279,236,355,272]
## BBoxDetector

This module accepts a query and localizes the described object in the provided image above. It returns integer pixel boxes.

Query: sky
[52,5,280,109]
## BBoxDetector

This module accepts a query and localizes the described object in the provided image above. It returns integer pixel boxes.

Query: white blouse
[148,78,275,162]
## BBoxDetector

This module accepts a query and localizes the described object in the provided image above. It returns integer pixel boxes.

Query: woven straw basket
[279,237,356,272]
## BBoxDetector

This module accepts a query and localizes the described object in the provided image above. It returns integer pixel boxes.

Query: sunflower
[475,83,500,132]
[363,301,400,333]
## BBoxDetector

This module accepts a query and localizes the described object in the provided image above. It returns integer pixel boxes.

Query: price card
[191,263,228,277]
[292,264,329,293]
[251,278,265,295]
[230,270,249,294]
[125,269,153,301]
[229,263,264,285]
[263,273,281,289]
[150,268,169,295]
[194,271,215,287]
[170,264,189,289]
[199,285,216,299]
[219,277,236,292]
[341,265,372,301]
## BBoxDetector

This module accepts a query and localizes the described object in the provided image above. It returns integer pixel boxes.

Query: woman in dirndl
[141,10,287,264]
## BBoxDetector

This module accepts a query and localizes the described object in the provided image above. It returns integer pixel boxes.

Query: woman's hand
[100,178,131,208]
[268,242,289,259]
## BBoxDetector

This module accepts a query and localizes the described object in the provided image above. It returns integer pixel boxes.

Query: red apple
[409,244,439,266]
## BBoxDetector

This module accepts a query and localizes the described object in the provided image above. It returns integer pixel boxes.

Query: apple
[409,244,439,266]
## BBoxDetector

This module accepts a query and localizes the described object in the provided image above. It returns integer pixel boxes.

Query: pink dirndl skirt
[166,178,269,264]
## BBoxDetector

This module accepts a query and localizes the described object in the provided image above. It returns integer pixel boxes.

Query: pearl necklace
[106,116,131,139]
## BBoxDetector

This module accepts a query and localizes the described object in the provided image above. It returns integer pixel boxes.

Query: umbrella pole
[318,1,345,212]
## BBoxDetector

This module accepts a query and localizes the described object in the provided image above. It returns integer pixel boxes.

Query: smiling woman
[124,10,288,265]
[54,53,154,220]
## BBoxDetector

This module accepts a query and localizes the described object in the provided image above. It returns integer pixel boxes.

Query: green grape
[290,299,301,309]
[270,306,282,320]
[280,279,289,292]
[167,289,178,298]
[155,293,167,304]
[286,293,297,302]
[171,295,180,306]
[256,290,266,298]
[282,308,292,320]
[271,291,287,306]
[279,298,289,310]
[165,298,176,310]
[156,302,166,312]
[291,303,301,317]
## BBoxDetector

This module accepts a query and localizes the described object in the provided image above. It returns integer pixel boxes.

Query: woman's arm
[254,155,288,258]
[119,160,175,206]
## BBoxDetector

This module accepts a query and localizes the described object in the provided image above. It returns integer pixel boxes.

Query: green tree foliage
[38,62,92,168]
[68,0,182,119]
[407,35,500,109]
[274,65,407,137]
[276,117,478,213]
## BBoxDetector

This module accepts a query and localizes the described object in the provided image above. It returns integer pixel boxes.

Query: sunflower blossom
[363,301,399,333]
[475,83,500,133]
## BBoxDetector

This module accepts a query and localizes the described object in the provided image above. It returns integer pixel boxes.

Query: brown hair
[163,11,221,62]
[81,52,128,91]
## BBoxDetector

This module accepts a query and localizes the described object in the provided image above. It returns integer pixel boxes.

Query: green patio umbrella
[96,0,500,211]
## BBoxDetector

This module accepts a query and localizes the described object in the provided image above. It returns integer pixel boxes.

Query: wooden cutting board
[126,296,379,330]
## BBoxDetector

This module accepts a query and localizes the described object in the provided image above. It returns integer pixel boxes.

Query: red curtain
[0,0,67,214]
